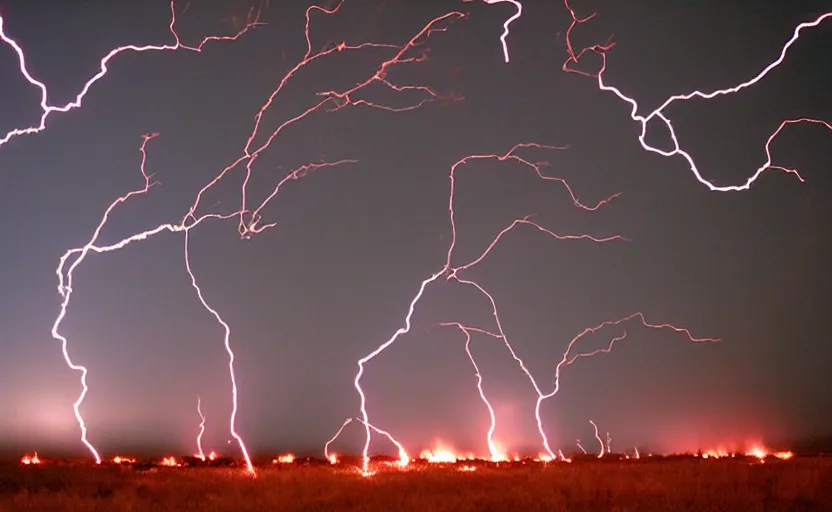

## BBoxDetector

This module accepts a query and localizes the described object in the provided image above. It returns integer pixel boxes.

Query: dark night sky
[0,1,829,458]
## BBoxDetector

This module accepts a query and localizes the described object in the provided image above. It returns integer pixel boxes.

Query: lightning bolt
[183,230,255,474]
[481,0,523,62]
[325,417,409,471]
[17,0,825,468]
[0,1,261,149]
[349,139,718,470]
[350,143,625,473]
[39,2,466,469]
[196,395,206,461]
[53,134,240,464]
[590,420,604,458]
[437,322,504,461]
[561,1,832,191]
[52,133,160,464]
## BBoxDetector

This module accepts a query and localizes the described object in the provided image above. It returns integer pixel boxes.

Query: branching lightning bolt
[53,134,241,464]
[324,417,410,471]
[0,1,261,148]
[343,136,718,468]
[30,1,466,469]
[561,2,832,191]
[184,230,255,473]
[52,133,160,464]
[11,0,826,469]
[436,323,504,461]
[347,143,627,472]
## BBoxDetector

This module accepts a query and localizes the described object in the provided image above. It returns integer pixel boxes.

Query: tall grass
[1,457,829,511]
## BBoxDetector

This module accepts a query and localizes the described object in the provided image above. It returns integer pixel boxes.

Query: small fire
[698,443,794,461]
[112,456,135,464]
[273,454,295,464]
[744,445,794,461]
[458,465,477,472]
[422,449,458,463]
[535,453,553,463]
[160,456,180,467]
[421,448,456,463]
[194,450,217,462]
[20,453,41,465]
[746,446,767,460]
[701,448,731,459]
[419,443,476,463]
[328,453,338,465]
[535,451,571,463]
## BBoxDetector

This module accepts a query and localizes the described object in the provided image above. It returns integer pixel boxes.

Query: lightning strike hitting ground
[0,1,261,149]
[341,142,717,472]
[336,138,718,474]
[9,0,828,470]
[196,396,207,461]
[438,323,505,462]
[51,133,160,465]
[179,4,466,474]
[346,143,623,473]
[52,134,241,465]
[183,229,255,474]
[561,1,832,191]
[35,2,465,471]
[590,420,604,458]
[324,417,410,472]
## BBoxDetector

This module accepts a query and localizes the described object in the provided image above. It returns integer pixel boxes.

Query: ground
[1,456,830,511]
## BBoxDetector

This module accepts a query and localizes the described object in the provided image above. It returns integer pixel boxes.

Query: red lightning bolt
[348,140,721,470]
[562,2,832,190]
[23,0,821,469]
[53,134,240,464]
[180,5,466,475]
[350,143,625,473]
[325,417,409,472]
[184,229,256,474]
[0,1,261,149]
[437,323,505,461]
[196,395,206,461]
[43,2,466,471]
[589,420,604,458]
[52,133,160,464]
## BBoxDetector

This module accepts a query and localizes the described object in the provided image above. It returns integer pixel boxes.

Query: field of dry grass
[1,456,830,511]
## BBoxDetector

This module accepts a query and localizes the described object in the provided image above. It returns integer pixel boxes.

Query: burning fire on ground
[16,440,796,471]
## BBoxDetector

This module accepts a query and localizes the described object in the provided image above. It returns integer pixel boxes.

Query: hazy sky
[0,0,830,459]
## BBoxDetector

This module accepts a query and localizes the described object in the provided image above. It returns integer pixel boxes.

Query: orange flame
[698,443,794,461]
[160,456,180,467]
[273,454,295,464]
[20,453,41,465]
